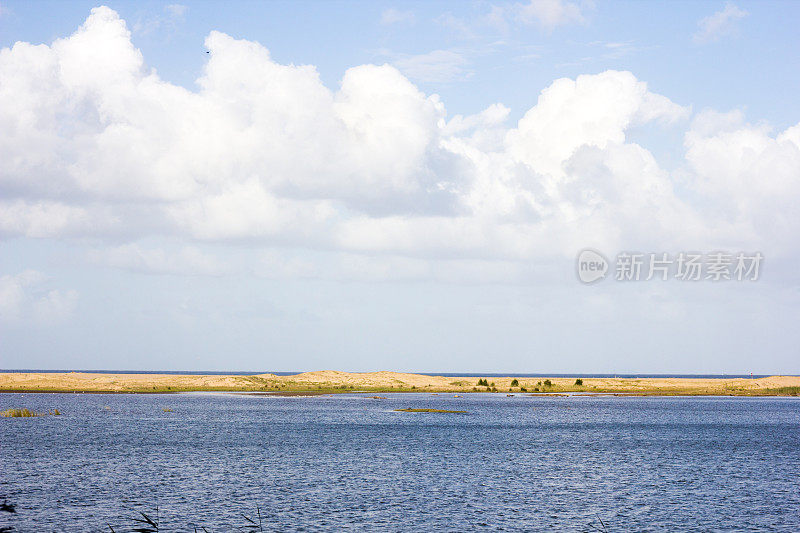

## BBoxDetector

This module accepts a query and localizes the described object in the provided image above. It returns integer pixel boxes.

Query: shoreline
[0,371,798,396]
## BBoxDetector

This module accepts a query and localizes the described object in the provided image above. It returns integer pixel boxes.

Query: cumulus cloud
[0,7,797,280]
[683,110,800,251]
[0,271,78,324]
[693,3,748,44]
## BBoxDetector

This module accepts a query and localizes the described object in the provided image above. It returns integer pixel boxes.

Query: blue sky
[0,1,798,373]
[3,1,799,126]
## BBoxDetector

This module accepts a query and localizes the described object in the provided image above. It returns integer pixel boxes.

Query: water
[1,393,799,531]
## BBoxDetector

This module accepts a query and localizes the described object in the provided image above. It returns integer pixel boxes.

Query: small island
[395,408,468,413]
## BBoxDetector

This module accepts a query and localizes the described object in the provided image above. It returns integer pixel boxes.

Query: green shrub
[511,379,519,387]
[543,379,552,388]
[574,378,583,386]
[520,387,527,392]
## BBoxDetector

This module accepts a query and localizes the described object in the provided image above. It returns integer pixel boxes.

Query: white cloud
[0,271,78,324]
[134,2,188,35]
[256,250,529,284]
[683,109,800,252]
[392,49,470,83]
[89,244,228,276]
[165,4,188,18]
[0,7,798,283]
[461,0,588,34]
[693,3,748,44]
[513,0,586,30]
[381,8,414,25]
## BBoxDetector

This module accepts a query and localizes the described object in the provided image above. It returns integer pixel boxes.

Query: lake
[1,392,799,531]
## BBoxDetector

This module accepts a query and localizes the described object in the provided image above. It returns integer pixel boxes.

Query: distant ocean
[0,369,776,379]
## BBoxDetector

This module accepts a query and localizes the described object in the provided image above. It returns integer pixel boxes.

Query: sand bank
[0,371,798,396]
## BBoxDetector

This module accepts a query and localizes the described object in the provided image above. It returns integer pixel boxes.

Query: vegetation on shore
[0,372,798,396]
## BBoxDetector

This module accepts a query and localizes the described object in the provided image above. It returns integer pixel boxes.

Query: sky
[0,1,798,373]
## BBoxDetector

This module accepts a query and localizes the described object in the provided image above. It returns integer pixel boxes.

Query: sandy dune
[0,371,798,395]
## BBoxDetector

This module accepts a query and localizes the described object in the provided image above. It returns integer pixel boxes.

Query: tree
[511,379,519,387]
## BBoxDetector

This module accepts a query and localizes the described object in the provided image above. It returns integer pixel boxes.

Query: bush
[511,379,519,387]
[520,387,527,392]
[543,379,552,388]
[477,378,488,386]
[574,378,583,386]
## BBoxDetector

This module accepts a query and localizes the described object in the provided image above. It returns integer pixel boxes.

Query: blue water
[1,393,799,531]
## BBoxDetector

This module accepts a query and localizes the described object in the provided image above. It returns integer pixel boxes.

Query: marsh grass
[109,505,265,532]
[747,386,800,396]
[1,407,59,417]
[109,507,158,532]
